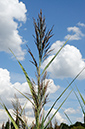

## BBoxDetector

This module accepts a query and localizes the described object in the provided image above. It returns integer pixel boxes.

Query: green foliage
[60,123,69,129]
[71,126,85,129]
[70,122,85,129]
[60,122,85,129]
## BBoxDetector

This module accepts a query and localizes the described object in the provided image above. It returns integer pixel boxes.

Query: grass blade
[40,109,45,129]
[10,49,38,106]
[9,49,33,93]
[41,37,70,75]
[76,85,85,105]
[21,101,28,115]
[44,87,74,129]
[64,112,73,125]
[73,85,85,114]
[44,67,85,123]
[74,91,84,114]
[18,115,30,129]
[14,87,35,107]
[0,102,19,129]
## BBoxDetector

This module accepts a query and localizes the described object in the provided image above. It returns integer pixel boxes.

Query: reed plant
[0,10,85,129]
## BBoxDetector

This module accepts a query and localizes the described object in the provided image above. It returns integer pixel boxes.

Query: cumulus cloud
[64,107,84,124]
[64,26,85,40]
[0,110,8,128]
[45,108,66,125]
[42,79,60,94]
[0,68,60,126]
[0,68,83,127]
[65,108,76,114]
[0,0,27,60]
[0,68,32,126]
[76,115,84,122]
[41,40,85,79]
[77,22,85,27]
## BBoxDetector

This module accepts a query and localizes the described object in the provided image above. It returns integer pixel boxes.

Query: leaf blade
[0,102,19,129]
[64,112,73,125]
[41,37,70,75]
[44,67,85,123]
[9,49,38,107]
[14,87,35,107]
[44,87,74,129]
[76,85,85,105]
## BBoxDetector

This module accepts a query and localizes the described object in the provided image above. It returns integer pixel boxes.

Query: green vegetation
[0,10,85,129]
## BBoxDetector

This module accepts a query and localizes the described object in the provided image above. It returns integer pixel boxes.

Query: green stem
[35,109,40,129]
[36,57,41,128]
[38,58,41,96]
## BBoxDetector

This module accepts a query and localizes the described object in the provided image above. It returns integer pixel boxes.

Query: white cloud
[65,26,85,40]
[0,68,84,127]
[0,68,60,126]
[64,106,84,124]
[0,68,32,126]
[43,79,60,94]
[0,0,27,60]
[28,78,60,95]
[65,108,76,114]
[41,40,85,79]
[49,40,65,54]
[0,110,9,128]
[45,108,66,125]
[76,115,83,122]
[77,22,85,27]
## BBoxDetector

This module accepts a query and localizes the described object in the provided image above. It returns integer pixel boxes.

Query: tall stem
[38,58,41,95]
[32,10,53,128]
[35,109,40,129]
[36,57,41,129]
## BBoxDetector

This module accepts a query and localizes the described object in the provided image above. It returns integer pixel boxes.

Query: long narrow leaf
[0,102,19,129]
[21,101,27,116]
[64,112,73,125]
[40,116,44,129]
[73,88,85,114]
[18,115,30,129]
[10,49,37,106]
[76,85,85,105]
[9,49,33,92]
[41,37,70,75]
[44,87,74,129]
[40,109,45,129]
[44,67,85,123]
[14,87,35,107]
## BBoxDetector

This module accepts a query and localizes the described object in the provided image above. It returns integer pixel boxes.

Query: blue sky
[0,0,85,127]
